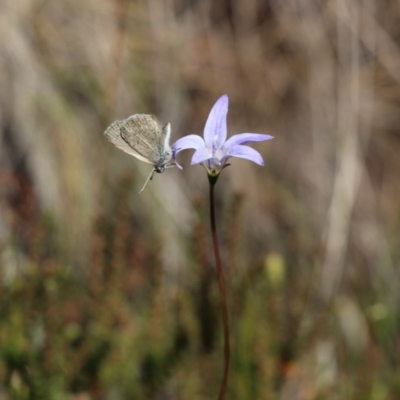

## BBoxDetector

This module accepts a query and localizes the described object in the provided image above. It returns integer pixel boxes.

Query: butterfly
[104,114,174,193]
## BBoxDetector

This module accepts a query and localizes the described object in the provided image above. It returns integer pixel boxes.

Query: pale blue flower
[173,95,273,177]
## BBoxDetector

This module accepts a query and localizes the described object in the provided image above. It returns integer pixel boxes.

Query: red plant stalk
[209,181,230,400]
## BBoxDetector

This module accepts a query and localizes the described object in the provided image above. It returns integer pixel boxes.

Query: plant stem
[209,182,230,400]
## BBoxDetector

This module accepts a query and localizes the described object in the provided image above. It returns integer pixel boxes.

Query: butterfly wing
[161,122,172,153]
[120,114,165,165]
[104,115,159,164]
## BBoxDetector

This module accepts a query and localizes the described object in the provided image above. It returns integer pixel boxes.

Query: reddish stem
[209,182,230,400]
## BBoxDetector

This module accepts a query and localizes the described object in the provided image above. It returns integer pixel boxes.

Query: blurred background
[1,0,400,398]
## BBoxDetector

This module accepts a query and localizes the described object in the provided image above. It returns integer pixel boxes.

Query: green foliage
[1,189,399,400]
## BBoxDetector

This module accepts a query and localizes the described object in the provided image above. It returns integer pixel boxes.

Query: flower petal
[223,133,273,152]
[191,148,212,165]
[203,95,229,150]
[226,144,266,165]
[172,135,206,156]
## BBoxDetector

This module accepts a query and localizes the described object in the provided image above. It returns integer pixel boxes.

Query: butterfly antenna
[139,169,155,194]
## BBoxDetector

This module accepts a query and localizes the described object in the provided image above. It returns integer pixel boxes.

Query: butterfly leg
[139,168,156,194]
